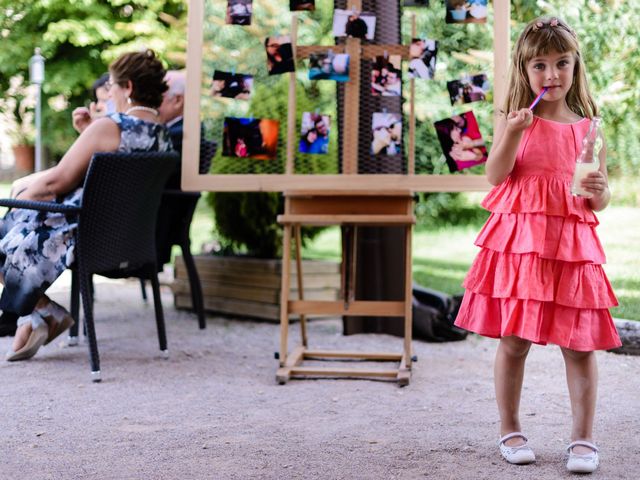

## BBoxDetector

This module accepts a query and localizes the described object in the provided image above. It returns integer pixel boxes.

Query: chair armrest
[0,198,81,214]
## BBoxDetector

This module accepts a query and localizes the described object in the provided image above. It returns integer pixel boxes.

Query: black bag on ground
[412,284,468,342]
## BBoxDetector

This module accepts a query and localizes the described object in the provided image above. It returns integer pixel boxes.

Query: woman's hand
[72,107,92,134]
[505,108,533,133]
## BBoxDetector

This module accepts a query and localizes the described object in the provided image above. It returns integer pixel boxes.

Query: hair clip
[532,21,544,31]
[550,18,559,27]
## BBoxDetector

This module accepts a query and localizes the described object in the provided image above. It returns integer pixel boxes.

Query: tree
[0,0,187,158]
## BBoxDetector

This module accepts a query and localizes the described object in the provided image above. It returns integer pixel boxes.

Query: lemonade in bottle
[571,117,603,198]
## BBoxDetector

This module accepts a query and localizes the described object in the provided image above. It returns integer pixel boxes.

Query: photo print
[299,112,331,154]
[404,0,430,6]
[371,112,402,155]
[447,73,490,105]
[371,55,402,96]
[211,71,253,100]
[408,39,438,79]
[222,117,280,160]
[333,9,377,40]
[290,0,315,11]
[265,35,295,75]
[445,0,488,24]
[226,0,253,26]
[434,111,487,172]
[308,51,350,82]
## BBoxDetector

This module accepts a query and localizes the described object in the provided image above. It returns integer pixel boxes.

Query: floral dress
[0,113,172,316]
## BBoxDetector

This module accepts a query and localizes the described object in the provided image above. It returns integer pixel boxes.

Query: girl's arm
[583,139,611,212]
[485,108,532,185]
[16,118,120,201]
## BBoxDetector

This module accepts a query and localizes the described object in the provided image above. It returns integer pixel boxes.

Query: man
[158,70,186,156]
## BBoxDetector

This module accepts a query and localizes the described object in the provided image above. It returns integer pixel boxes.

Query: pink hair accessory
[532,21,544,31]
[550,18,559,27]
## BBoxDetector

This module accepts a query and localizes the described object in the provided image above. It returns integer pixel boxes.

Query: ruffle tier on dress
[455,169,621,351]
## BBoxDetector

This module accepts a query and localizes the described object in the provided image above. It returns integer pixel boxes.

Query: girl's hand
[581,170,608,198]
[505,108,533,133]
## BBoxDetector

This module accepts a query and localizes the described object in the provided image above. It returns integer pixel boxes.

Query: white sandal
[5,314,49,362]
[566,440,599,473]
[498,432,536,465]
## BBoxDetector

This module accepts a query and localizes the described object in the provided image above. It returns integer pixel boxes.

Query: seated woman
[4,49,173,361]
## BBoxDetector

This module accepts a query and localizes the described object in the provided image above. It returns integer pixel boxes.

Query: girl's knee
[561,348,594,362]
[500,336,532,357]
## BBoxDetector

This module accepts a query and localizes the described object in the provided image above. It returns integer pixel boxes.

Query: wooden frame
[181,0,510,193]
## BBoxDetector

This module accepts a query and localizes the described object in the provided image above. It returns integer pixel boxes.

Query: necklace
[125,106,159,116]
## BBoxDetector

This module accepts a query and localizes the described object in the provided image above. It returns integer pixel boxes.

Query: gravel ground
[1,276,638,480]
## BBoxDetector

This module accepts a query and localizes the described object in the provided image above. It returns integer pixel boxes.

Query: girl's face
[526,50,575,104]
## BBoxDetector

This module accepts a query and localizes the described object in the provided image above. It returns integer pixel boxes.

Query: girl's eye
[558,60,569,67]
[533,63,545,70]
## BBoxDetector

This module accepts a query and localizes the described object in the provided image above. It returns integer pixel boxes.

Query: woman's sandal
[498,432,536,465]
[566,440,599,473]
[38,300,75,345]
[5,314,49,362]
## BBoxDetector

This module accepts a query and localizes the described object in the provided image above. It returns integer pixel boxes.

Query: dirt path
[1,279,638,479]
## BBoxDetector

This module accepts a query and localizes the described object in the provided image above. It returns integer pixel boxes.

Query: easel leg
[279,223,292,368]
[403,224,413,370]
[348,226,358,303]
[294,225,308,347]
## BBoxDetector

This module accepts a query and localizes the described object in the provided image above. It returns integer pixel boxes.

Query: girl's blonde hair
[503,16,597,118]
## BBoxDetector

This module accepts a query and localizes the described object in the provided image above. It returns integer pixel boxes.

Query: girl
[454,17,621,474]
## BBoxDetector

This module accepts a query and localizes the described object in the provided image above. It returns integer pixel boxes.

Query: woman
[4,49,173,361]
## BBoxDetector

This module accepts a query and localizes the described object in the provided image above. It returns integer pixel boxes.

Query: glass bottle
[571,116,603,198]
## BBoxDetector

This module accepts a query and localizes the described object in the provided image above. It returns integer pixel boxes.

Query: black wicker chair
[0,151,179,382]
[140,139,217,330]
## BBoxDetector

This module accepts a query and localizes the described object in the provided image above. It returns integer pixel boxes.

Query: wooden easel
[276,190,415,385]
[276,3,417,385]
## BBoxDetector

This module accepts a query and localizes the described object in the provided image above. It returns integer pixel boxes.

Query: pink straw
[528,87,548,110]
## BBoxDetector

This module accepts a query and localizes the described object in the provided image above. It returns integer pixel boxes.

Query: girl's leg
[495,335,532,445]
[561,348,598,455]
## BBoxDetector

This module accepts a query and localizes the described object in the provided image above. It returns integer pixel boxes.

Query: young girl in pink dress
[454,17,621,474]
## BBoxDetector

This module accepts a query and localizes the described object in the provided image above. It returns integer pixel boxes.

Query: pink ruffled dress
[454,116,621,351]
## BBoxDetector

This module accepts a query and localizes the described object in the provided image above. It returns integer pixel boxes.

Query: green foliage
[0,0,187,158]
[415,192,489,229]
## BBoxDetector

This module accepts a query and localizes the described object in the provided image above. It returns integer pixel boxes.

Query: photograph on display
[371,112,402,155]
[211,71,253,99]
[333,9,376,40]
[265,35,295,75]
[404,0,430,6]
[445,0,488,24]
[308,51,350,82]
[222,117,280,160]
[290,0,315,11]
[226,0,253,26]
[299,112,331,154]
[434,111,487,172]
[408,38,438,79]
[371,55,402,96]
[447,73,490,105]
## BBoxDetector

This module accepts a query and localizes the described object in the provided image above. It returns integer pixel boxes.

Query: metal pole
[35,83,42,172]
[29,47,45,172]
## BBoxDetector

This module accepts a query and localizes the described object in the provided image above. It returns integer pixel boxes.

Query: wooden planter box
[172,255,341,321]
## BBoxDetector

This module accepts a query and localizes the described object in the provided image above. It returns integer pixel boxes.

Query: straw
[528,87,548,110]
